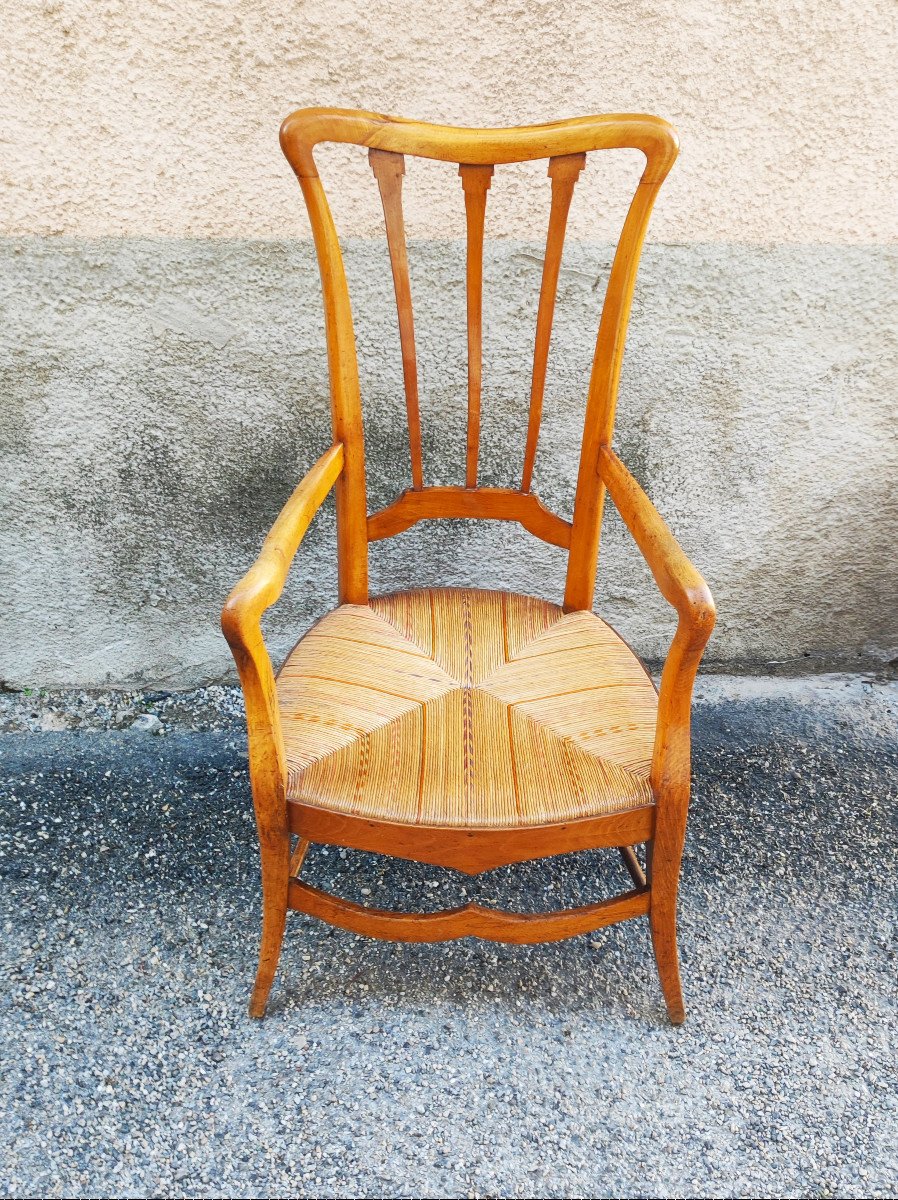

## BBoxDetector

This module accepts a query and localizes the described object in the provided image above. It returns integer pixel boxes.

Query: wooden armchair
[222,108,715,1022]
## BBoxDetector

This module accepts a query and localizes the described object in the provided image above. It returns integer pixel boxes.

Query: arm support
[596,445,715,803]
[598,445,715,634]
[221,442,344,832]
[223,442,345,638]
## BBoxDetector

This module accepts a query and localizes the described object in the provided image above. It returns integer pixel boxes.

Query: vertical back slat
[369,149,424,490]
[521,152,586,493]
[459,164,494,488]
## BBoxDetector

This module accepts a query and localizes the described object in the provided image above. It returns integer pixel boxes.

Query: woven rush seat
[277,588,657,829]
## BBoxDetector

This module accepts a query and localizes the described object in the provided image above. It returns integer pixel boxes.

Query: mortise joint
[547,152,587,182]
[459,163,495,192]
[368,148,405,178]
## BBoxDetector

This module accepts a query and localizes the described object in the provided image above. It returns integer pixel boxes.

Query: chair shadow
[266,843,666,1023]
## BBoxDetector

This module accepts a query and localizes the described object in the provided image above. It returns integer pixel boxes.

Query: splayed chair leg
[249,835,290,1019]
[249,902,287,1019]
[646,836,686,1025]
[649,894,685,1025]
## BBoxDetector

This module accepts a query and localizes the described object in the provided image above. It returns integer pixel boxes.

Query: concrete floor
[1,675,896,1198]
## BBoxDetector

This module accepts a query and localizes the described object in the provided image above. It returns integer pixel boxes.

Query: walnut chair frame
[222,108,716,1023]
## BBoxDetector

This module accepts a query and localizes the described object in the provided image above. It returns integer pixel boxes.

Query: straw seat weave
[277,588,657,829]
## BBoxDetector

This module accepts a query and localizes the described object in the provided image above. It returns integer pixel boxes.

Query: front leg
[646,830,686,1025]
[249,826,291,1018]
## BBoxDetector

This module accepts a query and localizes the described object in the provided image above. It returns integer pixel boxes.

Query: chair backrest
[279,108,679,611]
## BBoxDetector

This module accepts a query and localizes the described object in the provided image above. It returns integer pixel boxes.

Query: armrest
[597,444,715,812]
[222,442,345,644]
[221,442,344,829]
[597,445,715,639]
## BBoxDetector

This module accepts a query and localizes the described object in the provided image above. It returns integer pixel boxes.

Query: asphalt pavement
[1,675,895,1198]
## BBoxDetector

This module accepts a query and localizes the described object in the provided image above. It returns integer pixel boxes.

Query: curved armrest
[221,442,344,830]
[597,445,715,808]
[597,445,715,637]
[222,442,345,641]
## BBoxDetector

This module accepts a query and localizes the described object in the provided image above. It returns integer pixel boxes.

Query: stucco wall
[2,0,897,687]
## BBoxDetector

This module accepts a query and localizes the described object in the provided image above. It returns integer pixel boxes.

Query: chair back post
[285,139,370,605]
[280,109,679,611]
[563,142,677,612]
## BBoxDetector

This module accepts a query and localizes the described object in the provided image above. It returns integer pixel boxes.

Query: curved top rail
[280,107,679,183]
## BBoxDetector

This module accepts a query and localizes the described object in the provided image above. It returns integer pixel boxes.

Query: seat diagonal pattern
[276,588,658,829]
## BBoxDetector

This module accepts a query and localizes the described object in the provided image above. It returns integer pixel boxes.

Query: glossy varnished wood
[619,844,647,889]
[522,153,586,492]
[369,149,424,490]
[598,444,716,1023]
[280,109,679,176]
[292,176,368,606]
[280,109,677,595]
[222,107,716,1025]
[288,879,650,943]
[459,164,494,487]
[288,800,656,875]
[289,837,311,878]
[366,485,571,547]
[563,178,670,612]
[221,442,345,1016]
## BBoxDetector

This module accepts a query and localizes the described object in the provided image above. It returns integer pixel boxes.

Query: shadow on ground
[1,677,896,1198]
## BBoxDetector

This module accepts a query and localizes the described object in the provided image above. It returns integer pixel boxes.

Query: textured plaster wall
[2,1,897,687]
[2,238,896,686]
[5,0,897,243]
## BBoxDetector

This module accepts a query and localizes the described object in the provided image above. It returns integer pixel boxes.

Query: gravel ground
[1,675,896,1199]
